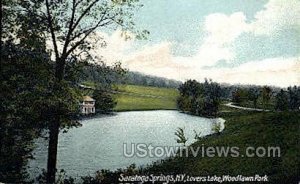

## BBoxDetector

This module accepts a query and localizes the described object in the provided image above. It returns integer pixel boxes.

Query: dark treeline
[274,86,300,111]
[80,62,127,89]
[80,64,182,88]
[123,72,182,88]
[230,85,300,111]
[177,79,300,117]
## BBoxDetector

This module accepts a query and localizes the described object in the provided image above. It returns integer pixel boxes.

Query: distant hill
[124,71,182,88]
[80,64,182,88]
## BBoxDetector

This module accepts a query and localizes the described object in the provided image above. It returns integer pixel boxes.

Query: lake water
[28,110,224,178]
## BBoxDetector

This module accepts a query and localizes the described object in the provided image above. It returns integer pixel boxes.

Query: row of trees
[275,86,300,111]
[177,79,300,116]
[123,72,182,88]
[177,79,221,117]
[232,86,271,109]
[1,0,145,183]
[81,66,182,89]
[232,85,300,111]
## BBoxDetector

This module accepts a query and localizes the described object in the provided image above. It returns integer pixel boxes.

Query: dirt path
[223,102,270,112]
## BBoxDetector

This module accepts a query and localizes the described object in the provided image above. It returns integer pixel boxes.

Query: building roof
[83,96,95,102]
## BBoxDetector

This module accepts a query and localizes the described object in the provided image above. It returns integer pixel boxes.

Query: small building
[80,96,96,114]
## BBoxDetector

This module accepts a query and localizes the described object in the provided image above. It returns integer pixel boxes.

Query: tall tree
[0,0,51,182]
[262,86,272,110]
[0,0,2,66]
[287,86,300,110]
[42,0,147,182]
[275,89,288,111]
[0,0,3,162]
[248,88,260,108]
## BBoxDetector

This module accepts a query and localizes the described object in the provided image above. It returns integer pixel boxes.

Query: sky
[92,0,300,87]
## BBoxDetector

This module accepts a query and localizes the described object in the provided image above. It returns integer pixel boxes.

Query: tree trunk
[46,116,60,183]
[0,0,2,61]
[47,58,65,183]
[0,0,3,158]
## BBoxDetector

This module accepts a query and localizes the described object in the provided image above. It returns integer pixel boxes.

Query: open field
[113,85,179,111]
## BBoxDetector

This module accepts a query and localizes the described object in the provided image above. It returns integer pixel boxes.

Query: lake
[28,110,224,178]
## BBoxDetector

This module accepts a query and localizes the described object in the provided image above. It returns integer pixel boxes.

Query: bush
[93,89,116,113]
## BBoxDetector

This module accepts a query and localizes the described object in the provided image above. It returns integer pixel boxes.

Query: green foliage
[123,72,182,88]
[177,79,221,117]
[42,0,147,181]
[0,43,82,182]
[0,42,53,182]
[1,0,147,182]
[193,130,202,141]
[175,127,188,146]
[81,65,182,88]
[275,89,289,111]
[247,88,260,108]
[211,121,221,135]
[232,85,300,112]
[177,95,192,112]
[287,86,300,110]
[0,0,50,179]
[144,111,300,184]
[93,89,116,113]
[262,86,272,110]
[232,88,248,104]
[36,169,76,184]
[80,62,128,89]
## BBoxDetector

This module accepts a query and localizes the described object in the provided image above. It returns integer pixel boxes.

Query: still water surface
[29,110,224,178]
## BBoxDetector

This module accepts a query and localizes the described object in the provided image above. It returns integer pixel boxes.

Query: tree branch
[65,9,116,58]
[66,19,115,58]
[70,0,100,33]
[69,8,109,43]
[62,0,76,57]
[45,0,59,60]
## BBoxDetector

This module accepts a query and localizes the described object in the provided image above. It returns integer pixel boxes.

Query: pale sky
[92,0,300,87]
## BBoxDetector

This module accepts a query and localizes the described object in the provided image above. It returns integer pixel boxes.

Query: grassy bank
[113,85,179,111]
[145,110,300,183]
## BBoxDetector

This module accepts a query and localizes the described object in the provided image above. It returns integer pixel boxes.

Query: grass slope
[114,85,179,111]
[146,110,300,183]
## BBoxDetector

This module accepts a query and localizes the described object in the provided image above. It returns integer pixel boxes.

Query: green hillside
[113,85,179,111]
[145,110,300,183]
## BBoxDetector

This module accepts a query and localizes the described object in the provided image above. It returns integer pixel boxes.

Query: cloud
[250,0,300,35]
[125,42,174,68]
[188,12,250,67]
[191,0,300,67]
[88,30,135,64]
[89,0,300,87]
[204,12,249,45]
[126,50,300,87]
[211,57,300,87]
